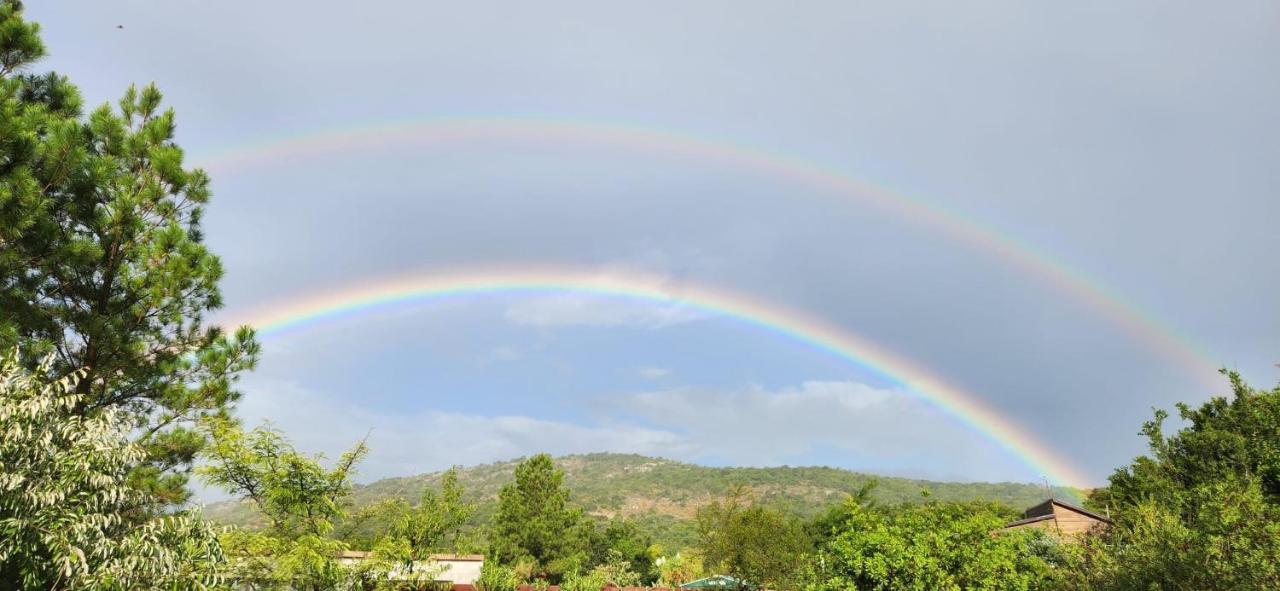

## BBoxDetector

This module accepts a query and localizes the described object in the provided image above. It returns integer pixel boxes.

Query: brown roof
[336,550,485,560]
[1002,514,1056,528]
[1021,498,1113,524]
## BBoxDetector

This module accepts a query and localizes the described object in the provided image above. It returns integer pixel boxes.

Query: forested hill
[204,453,1074,549]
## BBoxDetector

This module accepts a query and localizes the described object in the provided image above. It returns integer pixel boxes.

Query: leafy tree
[806,499,1059,591]
[350,466,477,585]
[1100,370,1280,508]
[805,481,878,548]
[215,530,347,591]
[695,487,811,590]
[591,519,658,585]
[199,418,367,539]
[559,568,609,591]
[1061,370,1280,590]
[656,551,705,588]
[384,467,475,556]
[0,349,224,590]
[590,549,644,587]
[489,454,594,582]
[474,561,520,591]
[197,418,377,590]
[0,0,258,508]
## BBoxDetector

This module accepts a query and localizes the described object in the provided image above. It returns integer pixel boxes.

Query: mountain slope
[204,453,1071,550]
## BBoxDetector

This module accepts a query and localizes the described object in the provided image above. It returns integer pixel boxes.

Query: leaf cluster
[0,350,225,590]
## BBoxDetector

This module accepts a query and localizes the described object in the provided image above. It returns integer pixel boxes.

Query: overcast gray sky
[31,1,1280,490]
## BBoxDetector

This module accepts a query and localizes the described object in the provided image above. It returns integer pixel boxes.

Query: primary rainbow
[198,116,1218,384]
[224,265,1094,489]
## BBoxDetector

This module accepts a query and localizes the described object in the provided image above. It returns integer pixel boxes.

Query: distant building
[335,551,484,584]
[1002,498,1112,537]
[680,575,755,590]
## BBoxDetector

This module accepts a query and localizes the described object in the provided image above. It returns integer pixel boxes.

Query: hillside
[203,453,1073,550]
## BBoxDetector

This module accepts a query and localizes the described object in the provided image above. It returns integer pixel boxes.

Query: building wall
[334,553,484,584]
[1050,505,1107,536]
[437,558,483,585]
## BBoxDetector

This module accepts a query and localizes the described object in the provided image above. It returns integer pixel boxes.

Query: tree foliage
[806,499,1058,591]
[0,349,224,590]
[0,0,258,508]
[1061,370,1280,590]
[384,467,475,557]
[591,519,658,585]
[197,418,385,590]
[695,487,811,590]
[656,551,704,588]
[474,560,520,591]
[489,454,594,582]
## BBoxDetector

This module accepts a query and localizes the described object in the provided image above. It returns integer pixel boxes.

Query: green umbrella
[679,575,756,591]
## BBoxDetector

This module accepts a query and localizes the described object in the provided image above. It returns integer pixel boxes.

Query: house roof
[335,550,485,560]
[1021,498,1113,524]
[681,575,755,590]
[1002,514,1056,528]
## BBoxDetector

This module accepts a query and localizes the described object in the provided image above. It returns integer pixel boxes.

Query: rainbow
[224,265,1094,489]
[197,116,1219,384]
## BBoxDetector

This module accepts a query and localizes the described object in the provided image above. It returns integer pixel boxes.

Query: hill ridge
[205,452,1071,549]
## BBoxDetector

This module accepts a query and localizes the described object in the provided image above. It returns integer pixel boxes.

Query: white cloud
[202,378,694,501]
[194,378,1029,503]
[614,381,1017,476]
[636,366,673,379]
[504,293,705,329]
[488,345,525,362]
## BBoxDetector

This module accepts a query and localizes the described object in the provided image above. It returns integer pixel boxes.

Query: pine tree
[490,454,594,582]
[0,1,258,507]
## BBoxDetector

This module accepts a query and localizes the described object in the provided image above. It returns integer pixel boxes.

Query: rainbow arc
[199,116,1217,384]
[224,265,1094,488]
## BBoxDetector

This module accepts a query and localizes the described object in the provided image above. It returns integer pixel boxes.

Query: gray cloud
[505,294,705,329]
[204,376,1021,504]
[613,381,1015,478]
[30,0,1280,484]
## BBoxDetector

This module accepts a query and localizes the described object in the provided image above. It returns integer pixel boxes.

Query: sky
[30,1,1280,493]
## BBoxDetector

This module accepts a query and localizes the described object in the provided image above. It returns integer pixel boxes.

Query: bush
[0,350,225,589]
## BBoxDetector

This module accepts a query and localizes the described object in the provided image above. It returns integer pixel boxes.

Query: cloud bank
[206,376,1024,502]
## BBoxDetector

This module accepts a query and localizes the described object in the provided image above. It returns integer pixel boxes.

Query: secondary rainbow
[224,265,1093,488]
[197,116,1218,384]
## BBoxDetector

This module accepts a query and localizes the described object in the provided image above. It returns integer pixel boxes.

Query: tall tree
[1062,370,1280,590]
[0,0,258,507]
[0,350,225,591]
[489,454,593,582]
[1099,369,1280,508]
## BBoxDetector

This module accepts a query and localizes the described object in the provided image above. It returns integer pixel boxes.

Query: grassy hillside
[203,453,1071,550]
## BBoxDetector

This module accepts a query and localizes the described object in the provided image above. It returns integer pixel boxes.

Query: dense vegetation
[0,351,225,590]
[0,0,257,510]
[206,453,1079,551]
[2,3,1279,590]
